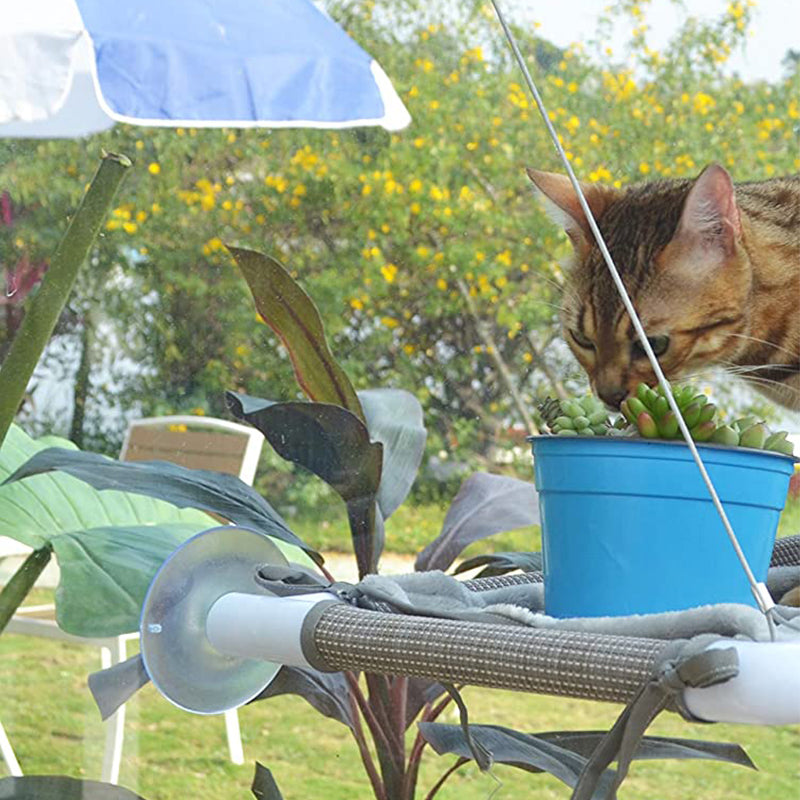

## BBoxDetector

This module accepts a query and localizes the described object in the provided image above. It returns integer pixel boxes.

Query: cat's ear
[526,168,613,251]
[675,164,742,254]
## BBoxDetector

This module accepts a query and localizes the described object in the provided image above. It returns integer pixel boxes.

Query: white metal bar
[0,721,23,777]
[684,641,800,724]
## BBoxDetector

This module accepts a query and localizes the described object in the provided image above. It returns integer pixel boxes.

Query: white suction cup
[140,525,289,714]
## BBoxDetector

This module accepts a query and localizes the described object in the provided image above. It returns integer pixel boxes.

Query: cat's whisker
[532,300,569,314]
[714,360,797,376]
[722,332,800,360]
[724,371,800,396]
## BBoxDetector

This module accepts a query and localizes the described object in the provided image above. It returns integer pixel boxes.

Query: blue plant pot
[529,436,796,618]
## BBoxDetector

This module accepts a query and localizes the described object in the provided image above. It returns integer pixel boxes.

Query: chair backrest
[119,416,264,486]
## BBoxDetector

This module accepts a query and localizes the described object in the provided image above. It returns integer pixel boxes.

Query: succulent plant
[537,394,612,437]
[539,382,794,456]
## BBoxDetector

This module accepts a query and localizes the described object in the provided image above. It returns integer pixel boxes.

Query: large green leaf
[0,425,210,550]
[226,394,382,503]
[1,427,320,634]
[2,444,320,565]
[228,247,364,421]
[415,472,540,572]
[0,426,216,636]
[226,392,381,576]
[358,388,426,520]
[51,523,202,636]
[418,723,754,795]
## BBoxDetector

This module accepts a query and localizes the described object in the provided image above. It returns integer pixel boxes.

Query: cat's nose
[598,387,627,409]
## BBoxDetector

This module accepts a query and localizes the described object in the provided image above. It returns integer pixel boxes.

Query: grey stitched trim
[299,600,342,672]
[464,571,544,591]
[771,534,800,567]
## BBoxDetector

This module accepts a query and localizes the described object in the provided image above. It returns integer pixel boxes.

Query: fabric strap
[571,645,740,800]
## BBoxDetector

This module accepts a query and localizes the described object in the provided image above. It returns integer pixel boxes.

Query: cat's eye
[632,335,670,358]
[569,328,595,350]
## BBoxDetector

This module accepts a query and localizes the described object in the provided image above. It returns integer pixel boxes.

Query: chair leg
[100,637,128,785]
[223,710,244,765]
[0,721,23,776]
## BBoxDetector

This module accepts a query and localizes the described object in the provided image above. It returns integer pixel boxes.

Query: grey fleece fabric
[356,570,800,642]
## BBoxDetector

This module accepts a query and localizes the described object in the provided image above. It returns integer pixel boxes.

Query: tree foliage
[0,0,797,464]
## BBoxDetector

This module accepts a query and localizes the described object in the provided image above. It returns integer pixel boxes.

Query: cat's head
[527,164,752,407]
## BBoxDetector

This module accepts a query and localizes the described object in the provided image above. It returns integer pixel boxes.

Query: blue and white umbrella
[1,0,411,138]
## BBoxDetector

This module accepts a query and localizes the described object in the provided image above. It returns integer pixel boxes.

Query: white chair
[1,415,265,782]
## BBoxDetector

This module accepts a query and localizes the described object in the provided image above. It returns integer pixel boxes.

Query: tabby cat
[527,164,800,411]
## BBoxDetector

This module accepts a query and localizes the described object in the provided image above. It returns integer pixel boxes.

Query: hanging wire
[489,0,777,634]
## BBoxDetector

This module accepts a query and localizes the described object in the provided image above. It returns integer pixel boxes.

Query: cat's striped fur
[528,165,800,410]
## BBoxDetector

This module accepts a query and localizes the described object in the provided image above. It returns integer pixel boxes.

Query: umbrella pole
[0,151,131,447]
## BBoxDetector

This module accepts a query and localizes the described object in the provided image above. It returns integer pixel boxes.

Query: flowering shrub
[0,0,796,459]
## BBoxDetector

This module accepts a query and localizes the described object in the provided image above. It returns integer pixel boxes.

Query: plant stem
[0,545,52,635]
[0,151,131,448]
[69,307,96,447]
[423,759,467,800]
[345,672,396,760]
[347,685,387,800]
[404,693,455,800]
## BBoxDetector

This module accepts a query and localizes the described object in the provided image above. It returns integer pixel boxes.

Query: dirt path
[321,551,416,583]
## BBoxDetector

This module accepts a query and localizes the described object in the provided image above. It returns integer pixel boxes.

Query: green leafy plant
[4,248,755,799]
[539,383,794,455]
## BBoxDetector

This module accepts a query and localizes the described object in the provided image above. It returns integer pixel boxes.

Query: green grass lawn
[1,629,798,799]
[2,495,799,798]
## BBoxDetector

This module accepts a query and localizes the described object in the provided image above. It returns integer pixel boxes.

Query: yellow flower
[362,184,373,196]
[122,221,138,234]
[496,250,512,266]
[381,316,399,328]
[350,298,364,310]
[436,278,447,290]
[148,162,161,175]
[523,352,533,363]
[381,264,398,283]
[410,202,421,215]
[403,344,415,355]
[639,162,650,174]
[692,92,715,114]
